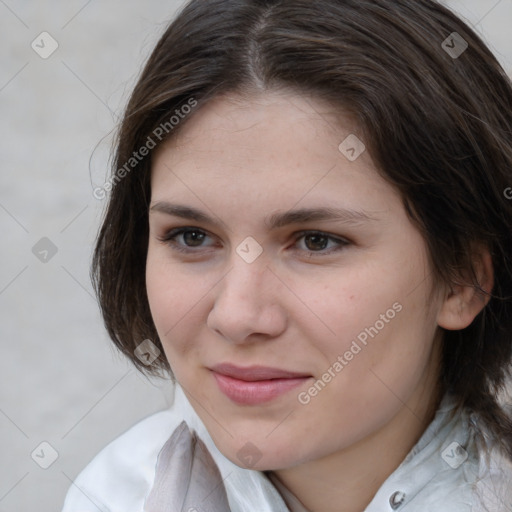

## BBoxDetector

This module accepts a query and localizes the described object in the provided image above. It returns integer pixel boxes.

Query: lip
[210,363,312,405]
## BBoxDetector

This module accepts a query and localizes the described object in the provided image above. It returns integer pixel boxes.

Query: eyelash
[156,227,349,257]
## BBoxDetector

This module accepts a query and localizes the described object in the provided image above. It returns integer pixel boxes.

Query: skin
[145,90,492,512]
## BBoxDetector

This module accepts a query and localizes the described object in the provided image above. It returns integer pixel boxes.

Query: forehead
[154,90,359,168]
[150,90,400,218]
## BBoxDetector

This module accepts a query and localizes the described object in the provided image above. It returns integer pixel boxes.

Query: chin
[211,432,307,472]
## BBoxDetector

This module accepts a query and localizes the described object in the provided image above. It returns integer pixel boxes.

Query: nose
[206,257,288,344]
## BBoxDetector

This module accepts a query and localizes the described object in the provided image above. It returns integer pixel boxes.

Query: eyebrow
[150,201,380,229]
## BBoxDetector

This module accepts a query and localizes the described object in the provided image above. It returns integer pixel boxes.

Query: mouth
[209,363,312,405]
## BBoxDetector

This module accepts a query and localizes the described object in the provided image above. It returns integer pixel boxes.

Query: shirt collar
[262,392,477,512]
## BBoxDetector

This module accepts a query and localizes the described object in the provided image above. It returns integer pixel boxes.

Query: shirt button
[389,491,406,509]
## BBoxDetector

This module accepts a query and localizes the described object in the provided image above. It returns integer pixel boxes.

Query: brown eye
[294,231,349,256]
[157,227,216,253]
[182,230,206,247]
[304,233,329,251]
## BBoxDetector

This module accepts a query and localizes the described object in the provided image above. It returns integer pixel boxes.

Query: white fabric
[61,384,512,512]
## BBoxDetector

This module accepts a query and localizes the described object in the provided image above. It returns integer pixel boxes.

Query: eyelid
[158,226,214,240]
[293,229,350,245]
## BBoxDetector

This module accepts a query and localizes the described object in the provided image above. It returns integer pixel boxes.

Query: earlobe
[437,248,494,331]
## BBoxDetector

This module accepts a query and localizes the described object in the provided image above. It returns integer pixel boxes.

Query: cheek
[284,286,438,459]
[288,265,399,356]
[145,247,207,360]
[292,250,438,382]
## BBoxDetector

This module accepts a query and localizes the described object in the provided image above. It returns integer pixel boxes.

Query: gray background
[1,1,511,511]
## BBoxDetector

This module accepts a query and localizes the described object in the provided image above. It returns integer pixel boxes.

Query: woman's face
[146,90,444,470]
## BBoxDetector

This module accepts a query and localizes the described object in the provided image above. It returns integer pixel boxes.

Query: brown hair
[91,0,512,458]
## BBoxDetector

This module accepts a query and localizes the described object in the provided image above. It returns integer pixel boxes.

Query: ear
[437,247,494,331]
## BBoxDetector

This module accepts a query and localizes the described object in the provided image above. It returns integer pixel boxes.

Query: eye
[157,227,216,253]
[294,231,349,255]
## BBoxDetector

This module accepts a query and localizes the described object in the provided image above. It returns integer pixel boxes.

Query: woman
[63,0,512,510]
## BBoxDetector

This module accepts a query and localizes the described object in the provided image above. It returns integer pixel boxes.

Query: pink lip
[210,363,311,405]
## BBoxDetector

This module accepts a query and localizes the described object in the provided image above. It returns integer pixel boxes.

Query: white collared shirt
[61,385,512,511]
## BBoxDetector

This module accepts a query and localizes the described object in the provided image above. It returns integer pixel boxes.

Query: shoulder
[61,408,181,512]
